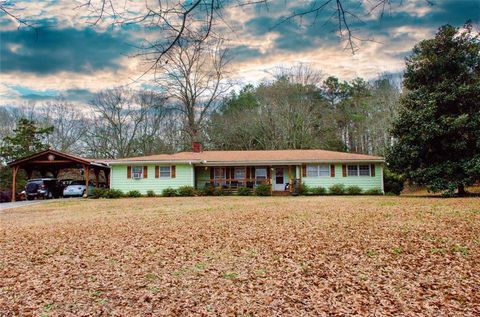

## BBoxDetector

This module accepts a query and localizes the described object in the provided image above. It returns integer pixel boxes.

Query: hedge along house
[108,144,385,195]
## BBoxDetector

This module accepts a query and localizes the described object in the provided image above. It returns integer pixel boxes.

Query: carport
[8,149,110,202]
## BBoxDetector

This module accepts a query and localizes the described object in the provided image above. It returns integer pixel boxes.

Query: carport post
[11,165,19,202]
[83,165,89,198]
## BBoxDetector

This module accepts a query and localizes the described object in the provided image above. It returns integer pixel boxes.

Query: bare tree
[74,0,435,71]
[86,88,167,158]
[36,99,88,153]
[156,36,232,146]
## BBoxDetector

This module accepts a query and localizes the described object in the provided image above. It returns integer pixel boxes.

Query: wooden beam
[84,165,90,198]
[11,166,19,202]
[28,160,76,164]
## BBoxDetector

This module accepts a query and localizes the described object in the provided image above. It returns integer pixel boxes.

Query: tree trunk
[457,184,466,197]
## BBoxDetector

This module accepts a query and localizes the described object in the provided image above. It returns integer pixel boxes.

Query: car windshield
[70,181,85,185]
[28,180,43,185]
[69,181,94,186]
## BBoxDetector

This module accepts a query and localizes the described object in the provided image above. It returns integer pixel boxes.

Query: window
[306,164,330,177]
[234,167,245,180]
[132,166,143,178]
[214,167,226,186]
[159,166,171,178]
[347,165,358,176]
[255,167,267,184]
[347,165,371,176]
[359,165,371,176]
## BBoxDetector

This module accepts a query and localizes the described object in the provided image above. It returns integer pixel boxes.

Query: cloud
[0,27,133,75]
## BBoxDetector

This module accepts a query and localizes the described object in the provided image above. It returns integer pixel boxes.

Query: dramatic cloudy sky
[0,0,479,106]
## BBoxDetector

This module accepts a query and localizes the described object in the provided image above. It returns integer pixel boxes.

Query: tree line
[0,69,400,161]
[1,24,478,196]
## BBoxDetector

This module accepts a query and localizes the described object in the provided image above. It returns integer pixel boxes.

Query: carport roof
[7,148,108,168]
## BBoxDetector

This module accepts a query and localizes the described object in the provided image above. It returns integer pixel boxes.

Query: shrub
[237,187,251,196]
[146,190,156,197]
[177,186,196,197]
[384,169,405,195]
[162,187,177,197]
[91,188,106,199]
[346,185,362,195]
[213,187,230,196]
[127,190,142,198]
[255,184,271,196]
[299,184,310,195]
[104,189,124,199]
[365,188,382,195]
[201,186,215,196]
[329,184,345,195]
[310,186,327,195]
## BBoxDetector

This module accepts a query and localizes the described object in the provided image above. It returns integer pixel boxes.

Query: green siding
[302,163,383,192]
[110,164,194,195]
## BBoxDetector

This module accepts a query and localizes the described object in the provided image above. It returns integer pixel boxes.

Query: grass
[1,196,479,316]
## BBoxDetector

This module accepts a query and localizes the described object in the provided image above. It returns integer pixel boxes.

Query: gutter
[106,159,384,166]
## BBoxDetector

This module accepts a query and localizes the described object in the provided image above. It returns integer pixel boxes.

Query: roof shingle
[108,149,384,164]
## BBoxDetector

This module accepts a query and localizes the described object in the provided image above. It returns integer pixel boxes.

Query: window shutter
[226,167,230,180]
[155,166,159,178]
[210,167,214,180]
[246,166,250,179]
[330,164,335,177]
[143,166,148,178]
[342,164,347,177]
[370,164,375,177]
[171,165,176,178]
[127,166,132,178]
[302,165,307,178]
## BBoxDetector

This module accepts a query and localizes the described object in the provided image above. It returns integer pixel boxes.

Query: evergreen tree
[387,24,480,196]
[0,118,53,163]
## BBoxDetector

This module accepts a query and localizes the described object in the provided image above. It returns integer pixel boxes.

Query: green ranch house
[108,144,385,195]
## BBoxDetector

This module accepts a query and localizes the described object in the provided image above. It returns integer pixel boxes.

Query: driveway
[0,199,77,211]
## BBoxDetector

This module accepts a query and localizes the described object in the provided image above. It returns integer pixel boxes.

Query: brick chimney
[192,141,202,153]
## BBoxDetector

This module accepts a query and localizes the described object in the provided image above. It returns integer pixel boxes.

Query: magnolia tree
[387,24,480,196]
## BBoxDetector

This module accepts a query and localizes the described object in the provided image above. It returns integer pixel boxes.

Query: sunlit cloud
[1,0,478,106]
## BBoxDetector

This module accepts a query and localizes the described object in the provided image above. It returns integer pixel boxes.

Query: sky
[0,0,479,106]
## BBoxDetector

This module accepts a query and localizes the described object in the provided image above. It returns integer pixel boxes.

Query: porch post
[288,165,292,192]
[11,165,19,202]
[269,166,273,195]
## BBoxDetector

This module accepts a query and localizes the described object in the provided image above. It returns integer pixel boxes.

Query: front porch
[194,165,302,195]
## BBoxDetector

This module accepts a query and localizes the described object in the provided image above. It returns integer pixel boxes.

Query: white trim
[305,164,330,178]
[346,164,371,177]
[380,164,385,194]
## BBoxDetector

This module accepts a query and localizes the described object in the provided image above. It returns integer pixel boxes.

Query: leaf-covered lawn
[1,196,479,316]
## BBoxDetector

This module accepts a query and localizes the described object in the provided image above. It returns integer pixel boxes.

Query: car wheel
[27,195,35,201]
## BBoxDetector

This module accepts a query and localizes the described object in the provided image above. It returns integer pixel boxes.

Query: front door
[274,167,284,191]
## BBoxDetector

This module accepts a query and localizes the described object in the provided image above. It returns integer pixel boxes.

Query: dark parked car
[0,190,12,203]
[25,178,63,200]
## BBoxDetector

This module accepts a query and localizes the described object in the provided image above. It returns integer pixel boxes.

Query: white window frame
[255,167,267,184]
[132,166,143,179]
[306,164,330,177]
[359,165,371,176]
[159,166,171,178]
[347,164,371,177]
